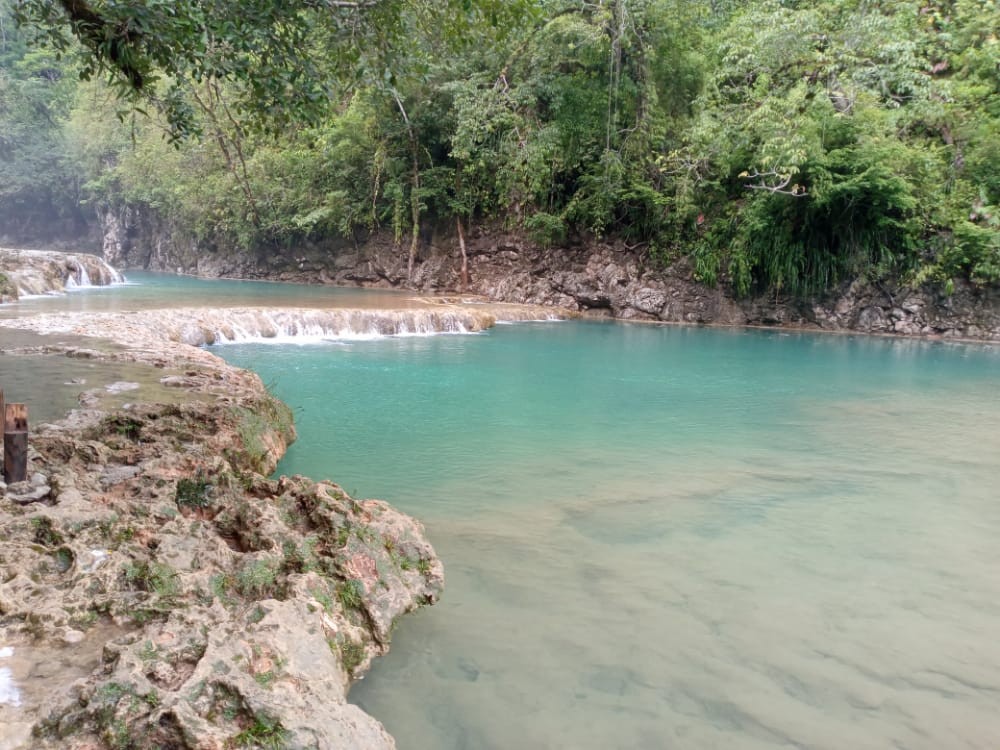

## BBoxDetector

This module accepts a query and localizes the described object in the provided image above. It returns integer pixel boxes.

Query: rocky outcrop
[457,237,1000,341]
[99,205,275,278]
[0,248,125,300]
[0,312,443,748]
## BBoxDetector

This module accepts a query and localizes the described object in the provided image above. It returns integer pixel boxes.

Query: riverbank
[95,218,1000,341]
[0,304,444,748]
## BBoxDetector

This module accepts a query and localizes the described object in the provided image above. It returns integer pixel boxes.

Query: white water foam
[192,309,488,346]
[64,258,126,290]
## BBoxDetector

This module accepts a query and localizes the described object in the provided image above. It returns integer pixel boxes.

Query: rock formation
[0,308,443,748]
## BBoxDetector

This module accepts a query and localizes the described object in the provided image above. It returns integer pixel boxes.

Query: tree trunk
[456,217,469,292]
[392,89,421,283]
[408,175,420,282]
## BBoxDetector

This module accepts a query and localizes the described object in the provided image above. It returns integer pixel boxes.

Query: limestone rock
[0,311,444,750]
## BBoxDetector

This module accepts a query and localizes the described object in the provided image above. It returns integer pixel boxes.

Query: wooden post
[0,388,4,450]
[4,402,28,484]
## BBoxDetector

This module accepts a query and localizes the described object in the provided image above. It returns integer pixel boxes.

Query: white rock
[62,629,86,645]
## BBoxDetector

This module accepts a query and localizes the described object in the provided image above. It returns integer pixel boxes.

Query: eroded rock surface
[0,321,443,749]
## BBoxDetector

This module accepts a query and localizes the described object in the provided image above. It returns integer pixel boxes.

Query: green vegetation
[234,559,280,599]
[335,638,366,676]
[122,560,180,599]
[233,713,290,749]
[1,0,997,298]
[103,415,143,442]
[31,517,64,547]
[175,474,213,511]
[228,398,293,473]
[336,579,365,611]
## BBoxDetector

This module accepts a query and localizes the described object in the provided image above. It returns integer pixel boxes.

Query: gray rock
[626,287,667,315]
[8,484,51,505]
[99,465,141,487]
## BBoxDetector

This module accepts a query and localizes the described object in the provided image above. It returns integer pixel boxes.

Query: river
[3,272,1000,748]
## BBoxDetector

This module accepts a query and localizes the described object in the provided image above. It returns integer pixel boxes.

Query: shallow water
[219,322,1000,749]
[0,271,426,318]
[0,624,125,750]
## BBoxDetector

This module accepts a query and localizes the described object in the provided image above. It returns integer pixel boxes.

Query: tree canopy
[1,0,998,296]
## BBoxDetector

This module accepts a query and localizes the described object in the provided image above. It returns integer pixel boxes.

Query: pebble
[7,482,51,505]
[62,630,86,645]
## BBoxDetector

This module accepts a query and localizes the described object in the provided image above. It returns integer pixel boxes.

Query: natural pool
[3,273,999,748]
[220,320,1000,749]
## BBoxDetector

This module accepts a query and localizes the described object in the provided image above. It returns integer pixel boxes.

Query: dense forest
[0,0,997,298]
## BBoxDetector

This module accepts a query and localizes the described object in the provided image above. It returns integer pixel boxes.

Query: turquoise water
[7,274,1000,747]
[220,321,1000,750]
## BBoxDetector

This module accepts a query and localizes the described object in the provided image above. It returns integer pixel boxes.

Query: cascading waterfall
[64,262,91,289]
[0,304,565,346]
[63,256,125,289]
[169,307,497,345]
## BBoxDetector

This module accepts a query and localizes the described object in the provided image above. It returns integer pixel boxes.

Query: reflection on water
[221,323,1000,750]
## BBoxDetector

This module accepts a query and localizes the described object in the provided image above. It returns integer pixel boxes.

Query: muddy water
[0,271,429,318]
[0,349,189,424]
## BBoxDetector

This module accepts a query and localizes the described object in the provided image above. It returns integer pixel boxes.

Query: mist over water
[220,322,1000,750]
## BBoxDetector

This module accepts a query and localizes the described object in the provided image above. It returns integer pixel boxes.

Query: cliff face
[0,308,444,749]
[100,214,1000,341]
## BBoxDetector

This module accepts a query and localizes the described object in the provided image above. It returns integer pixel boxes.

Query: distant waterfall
[64,255,126,289]
[0,248,126,298]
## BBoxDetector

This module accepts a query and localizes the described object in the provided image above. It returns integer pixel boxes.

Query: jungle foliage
[0,0,997,297]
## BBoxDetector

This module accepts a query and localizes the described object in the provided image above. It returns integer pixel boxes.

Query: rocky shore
[97,213,1000,341]
[0,302,444,747]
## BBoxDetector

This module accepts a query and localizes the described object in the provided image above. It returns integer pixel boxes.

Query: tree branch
[741,169,808,196]
[56,0,146,89]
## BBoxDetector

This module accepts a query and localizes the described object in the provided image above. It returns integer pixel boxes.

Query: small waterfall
[0,249,126,298]
[165,307,500,346]
[64,255,125,290]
